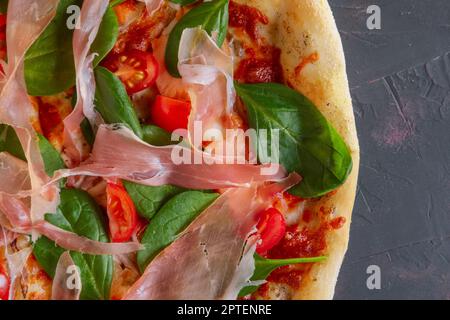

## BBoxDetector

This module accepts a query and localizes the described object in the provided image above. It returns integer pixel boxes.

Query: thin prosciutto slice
[0,0,60,224]
[124,174,301,300]
[0,153,31,232]
[53,125,284,190]
[63,0,110,165]
[0,153,30,197]
[0,153,141,255]
[51,251,81,300]
[179,28,235,134]
[34,221,143,255]
[0,197,143,255]
[0,228,32,300]
[138,0,164,16]
[152,35,189,100]
[177,28,252,162]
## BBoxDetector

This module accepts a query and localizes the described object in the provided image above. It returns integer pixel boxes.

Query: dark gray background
[329,0,450,299]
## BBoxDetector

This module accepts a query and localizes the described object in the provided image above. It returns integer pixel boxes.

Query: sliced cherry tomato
[256,208,286,254]
[106,182,138,242]
[0,266,10,300]
[150,95,191,132]
[102,49,159,94]
[0,14,6,28]
[0,13,6,61]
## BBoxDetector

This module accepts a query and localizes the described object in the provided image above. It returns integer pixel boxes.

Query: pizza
[0,0,359,300]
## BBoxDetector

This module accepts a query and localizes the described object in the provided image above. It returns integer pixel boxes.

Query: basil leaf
[37,134,65,177]
[94,66,143,138]
[24,1,118,96]
[91,5,119,66]
[239,254,327,297]
[0,0,8,14]
[70,92,95,146]
[235,82,353,198]
[123,180,185,220]
[142,124,174,146]
[80,118,95,146]
[126,125,185,220]
[33,188,113,300]
[110,0,125,6]
[165,0,229,77]
[0,125,26,161]
[137,191,218,272]
[170,0,198,5]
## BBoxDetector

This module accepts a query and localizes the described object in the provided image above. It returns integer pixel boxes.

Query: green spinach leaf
[0,0,8,14]
[94,66,143,138]
[70,92,96,146]
[24,0,118,96]
[37,134,65,177]
[123,180,185,220]
[33,188,113,300]
[165,0,229,77]
[110,0,126,6]
[91,5,119,66]
[0,124,26,161]
[125,125,185,220]
[142,124,174,146]
[239,254,327,297]
[170,0,198,5]
[235,82,353,198]
[137,191,218,272]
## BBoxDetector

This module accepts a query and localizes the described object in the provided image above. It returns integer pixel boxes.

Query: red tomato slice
[150,95,191,132]
[102,49,159,94]
[256,208,286,254]
[0,14,6,60]
[106,182,138,242]
[0,14,6,28]
[0,266,10,300]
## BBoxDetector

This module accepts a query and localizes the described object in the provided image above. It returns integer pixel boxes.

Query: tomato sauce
[38,100,64,142]
[235,47,284,84]
[267,267,306,290]
[294,52,319,76]
[113,2,175,54]
[229,2,284,84]
[229,1,269,41]
[253,205,347,297]
[302,209,313,223]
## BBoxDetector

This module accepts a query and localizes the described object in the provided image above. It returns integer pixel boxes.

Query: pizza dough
[234,0,359,299]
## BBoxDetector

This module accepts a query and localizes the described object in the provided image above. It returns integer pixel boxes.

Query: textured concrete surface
[329,0,450,299]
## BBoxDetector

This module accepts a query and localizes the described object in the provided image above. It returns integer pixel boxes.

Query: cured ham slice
[53,125,285,190]
[34,221,143,255]
[0,194,142,255]
[152,35,189,100]
[51,251,81,300]
[0,153,30,196]
[177,28,255,163]
[63,0,110,165]
[124,173,301,300]
[179,28,235,136]
[138,0,164,16]
[0,153,142,255]
[0,0,60,224]
[1,228,32,300]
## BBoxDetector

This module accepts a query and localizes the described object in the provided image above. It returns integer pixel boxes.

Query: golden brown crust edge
[238,0,360,299]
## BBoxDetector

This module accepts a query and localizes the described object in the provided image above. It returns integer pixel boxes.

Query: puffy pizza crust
[234,0,360,299]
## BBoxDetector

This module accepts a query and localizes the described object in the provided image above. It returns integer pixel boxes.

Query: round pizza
[0,0,359,300]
